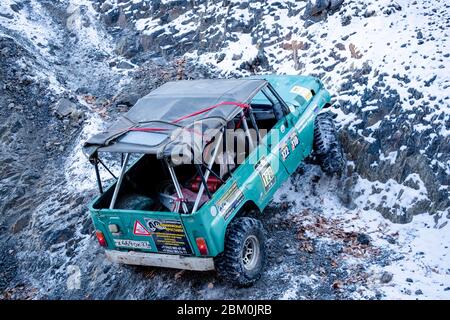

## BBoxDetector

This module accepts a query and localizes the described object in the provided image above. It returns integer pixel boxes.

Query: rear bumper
[105,250,215,271]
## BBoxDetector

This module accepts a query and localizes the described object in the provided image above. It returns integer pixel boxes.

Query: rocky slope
[0,0,449,299]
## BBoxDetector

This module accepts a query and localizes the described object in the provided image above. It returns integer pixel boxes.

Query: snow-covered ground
[272,166,450,299]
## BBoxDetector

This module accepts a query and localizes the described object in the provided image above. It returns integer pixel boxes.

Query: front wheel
[313,111,345,175]
[214,217,266,287]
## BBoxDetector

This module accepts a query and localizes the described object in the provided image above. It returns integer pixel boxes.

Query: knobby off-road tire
[214,217,267,287]
[313,112,345,175]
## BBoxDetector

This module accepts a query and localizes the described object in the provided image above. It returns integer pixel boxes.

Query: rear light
[96,231,107,247]
[196,237,209,255]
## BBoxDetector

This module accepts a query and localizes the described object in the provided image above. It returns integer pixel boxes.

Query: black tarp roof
[83,79,267,161]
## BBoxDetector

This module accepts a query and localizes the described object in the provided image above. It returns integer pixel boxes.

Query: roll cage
[88,82,290,215]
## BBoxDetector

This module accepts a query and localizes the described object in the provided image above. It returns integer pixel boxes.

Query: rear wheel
[214,217,266,287]
[313,112,345,175]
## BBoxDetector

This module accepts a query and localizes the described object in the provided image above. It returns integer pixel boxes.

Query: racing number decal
[261,167,275,189]
[279,133,299,161]
[290,133,299,150]
[280,143,290,160]
[255,157,275,192]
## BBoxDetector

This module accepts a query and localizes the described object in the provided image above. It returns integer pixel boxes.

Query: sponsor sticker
[133,220,151,236]
[216,182,245,220]
[290,85,313,102]
[145,218,192,255]
[114,239,151,250]
[145,219,166,232]
[255,157,275,192]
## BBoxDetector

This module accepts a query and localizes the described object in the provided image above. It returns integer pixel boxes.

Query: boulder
[116,35,140,58]
[11,215,30,233]
[303,0,344,19]
[116,60,134,69]
[54,98,77,118]
[305,0,330,16]
[380,272,393,283]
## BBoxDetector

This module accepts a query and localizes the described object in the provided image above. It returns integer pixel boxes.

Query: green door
[269,113,306,174]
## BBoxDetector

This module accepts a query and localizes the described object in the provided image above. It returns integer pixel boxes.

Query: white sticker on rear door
[114,239,151,250]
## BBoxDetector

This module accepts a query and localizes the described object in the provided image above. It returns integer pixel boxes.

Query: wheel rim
[242,235,260,271]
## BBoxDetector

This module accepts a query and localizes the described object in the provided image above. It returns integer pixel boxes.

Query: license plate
[114,239,151,249]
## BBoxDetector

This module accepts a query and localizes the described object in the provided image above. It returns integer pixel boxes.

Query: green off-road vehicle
[83,75,344,286]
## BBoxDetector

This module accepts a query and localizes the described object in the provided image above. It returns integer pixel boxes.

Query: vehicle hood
[247,74,326,112]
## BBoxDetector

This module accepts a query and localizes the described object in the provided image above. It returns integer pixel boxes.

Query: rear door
[231,88,292,208]
[233,137,289,210]
[95,209,194,255]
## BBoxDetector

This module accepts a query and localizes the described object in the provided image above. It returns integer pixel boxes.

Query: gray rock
[10,2,24,12]
[103,8,120,26]
[329,0,344,11]
[304,0,344,19]
[364,9,376,18]
[407,88,424,100]
[115,91,141,107]
[232,53,243,61]
[216,53,226,63]
[356,233,371,246]
[424,75,437,87]
[11,215,30,233]
[335,43,346,51]
[305,0,330,16]
[70,110,85,122]
[286,248,297,256]
[390,3,402,11]
[0,12,14,19]
[341,15,352,26]
[116,35,140,59]
[54,98,77,118]
[1,47,10,55]
[380,271,393,283]
[116,60,134,69]
[100,2,113,13]
[337,174,358,209]
[75,86,89,95]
